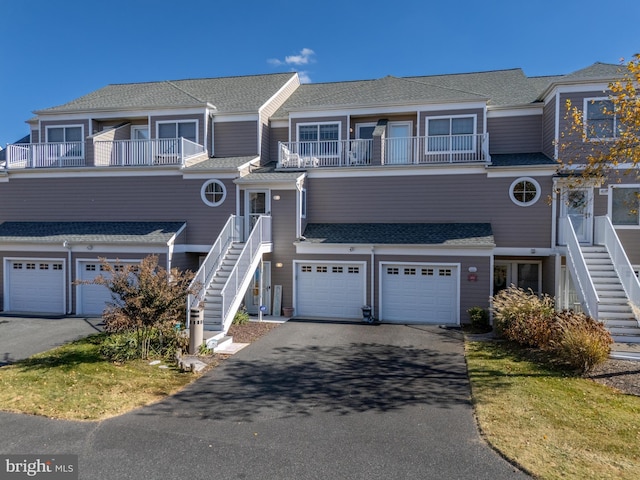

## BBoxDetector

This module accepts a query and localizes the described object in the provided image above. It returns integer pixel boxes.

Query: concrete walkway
[0,320,528,479]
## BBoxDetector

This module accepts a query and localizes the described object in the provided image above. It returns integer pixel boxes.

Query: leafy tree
[80,255,199,359]
[558,54,640,185]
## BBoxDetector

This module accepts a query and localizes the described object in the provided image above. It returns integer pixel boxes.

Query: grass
[0,334,199,421]
[466,340,640,480]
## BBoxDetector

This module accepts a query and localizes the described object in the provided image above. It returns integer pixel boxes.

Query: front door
[245,190,269,236]
[387,122,412,164]
[561,187,594,244]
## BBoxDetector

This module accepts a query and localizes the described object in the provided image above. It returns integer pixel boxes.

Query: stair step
[612,334,640,343]
[603,319,640,328]
[599,305,633,313]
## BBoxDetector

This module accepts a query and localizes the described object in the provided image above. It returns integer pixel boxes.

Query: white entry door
[561,188,594,244]
[245,261,271,315]
[245,190,270,237]
[380,264,459,324]
[387,122,413,164]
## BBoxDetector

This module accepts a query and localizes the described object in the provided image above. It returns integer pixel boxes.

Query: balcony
[278,133,490,169]
[4,138,205,170]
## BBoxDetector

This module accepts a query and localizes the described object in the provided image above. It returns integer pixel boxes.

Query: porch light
[273,195,281,200]
[468,266,477,273]
[276,263,283,268]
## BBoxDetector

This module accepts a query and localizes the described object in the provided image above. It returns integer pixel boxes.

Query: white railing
[595,216,640,324]
[186,215,243,326]
[219,215,272,333]
[6,142,85,168]
[385,133,488,165]
[94,138,205,167]
[563,217,599,318]
[279,139,372,168]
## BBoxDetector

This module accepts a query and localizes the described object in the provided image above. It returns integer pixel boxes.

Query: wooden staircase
[581,245,640,343]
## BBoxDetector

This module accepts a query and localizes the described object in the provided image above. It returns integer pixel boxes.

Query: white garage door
[7,260,65,314]
[381,264,458,324]
[296,262,365,319]
[77,261,137,315]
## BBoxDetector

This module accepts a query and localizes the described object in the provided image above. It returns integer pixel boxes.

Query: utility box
[189,308,204,354]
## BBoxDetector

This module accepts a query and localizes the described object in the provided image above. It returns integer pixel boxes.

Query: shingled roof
[302,223,494,246]
[36,73,297,114]
[0,222,186,244]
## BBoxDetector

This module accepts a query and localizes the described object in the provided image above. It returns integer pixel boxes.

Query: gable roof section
[302,223,494,246]
[0,222,186,245]
[36,73,297,115]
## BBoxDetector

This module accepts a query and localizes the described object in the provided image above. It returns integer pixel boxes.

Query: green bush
[233,305,250,325]
[491,286,555,347]
[467,306,491,332]
[99,328,188,363]
[549,310,612,374]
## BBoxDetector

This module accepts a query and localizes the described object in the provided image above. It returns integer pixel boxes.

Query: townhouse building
[2,62,639,343]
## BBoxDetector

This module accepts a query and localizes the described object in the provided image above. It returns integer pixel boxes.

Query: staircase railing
[219,215,272,333]
[562,217,599,318]
[595,215,640,324]
[186,215,243,326]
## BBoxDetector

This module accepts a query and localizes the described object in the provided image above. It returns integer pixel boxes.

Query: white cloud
[268,48,316,67]
[298,71,312,83]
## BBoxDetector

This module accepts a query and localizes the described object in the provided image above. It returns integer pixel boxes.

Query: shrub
[549,310,612,374]
[491,286,555,347]
[467,306,490,332]
[99,328,188,362]
[233,305,250,325]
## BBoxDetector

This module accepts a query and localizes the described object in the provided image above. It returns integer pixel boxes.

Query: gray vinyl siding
[542,99,556,159]
[270,127,289,164]
[269,189,298,310]
[488,115,542,154]
[617,230,640,264]
[420,108,484,136]
[305,173,554,248]
[0,176,236,246]
[31,129,39,143]
[213,120,258,157]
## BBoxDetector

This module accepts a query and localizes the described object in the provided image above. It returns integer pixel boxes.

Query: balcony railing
[6,142,85,168]
[94,138,205,167]
[5,138,205,169]
[278,133,489,169]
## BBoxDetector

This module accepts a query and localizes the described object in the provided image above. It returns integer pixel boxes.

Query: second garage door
[296,262,365,319]
[381,264,459,324]
[77,260,138,315]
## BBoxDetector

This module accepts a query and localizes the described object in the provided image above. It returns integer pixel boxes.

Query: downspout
[370,246,375,317]
[63,241,72,314]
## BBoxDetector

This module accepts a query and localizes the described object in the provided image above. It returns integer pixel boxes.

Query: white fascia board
[543,83,611,104]
[233,180,300,190]
[36,106,208,121]
[168,223,187,247]
[5,168,182,180]
[212,113,259,123]
[0,243,169,254]
[486,166,557,178]
[182,171,242,180]
[258,74,300,116]
[271,120,289,129]
[486,106,544,118]
[294,242,494,256]
[493,247,554,256]
[305,164,488,179]
[288,101,488,119]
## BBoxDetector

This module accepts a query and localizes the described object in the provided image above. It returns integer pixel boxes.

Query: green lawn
[466,340,640,479]
[0,334,200,420]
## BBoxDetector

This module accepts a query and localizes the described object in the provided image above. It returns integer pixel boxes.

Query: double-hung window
[297,123,340,159]
[46,125,84,159]
[426,116,475,152]
[585,98,617,140]
[611,186,640,227]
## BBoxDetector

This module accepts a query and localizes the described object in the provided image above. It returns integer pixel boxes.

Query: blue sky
[1,0,638,146]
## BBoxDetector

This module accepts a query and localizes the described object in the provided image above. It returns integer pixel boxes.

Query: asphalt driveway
[0,315,103,365]
[0,319,528,479]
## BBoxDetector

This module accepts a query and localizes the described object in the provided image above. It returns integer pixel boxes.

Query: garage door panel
[78,261,137,315]
[381,264,458,324]
[296,263,364,319]
[7,260,65,313]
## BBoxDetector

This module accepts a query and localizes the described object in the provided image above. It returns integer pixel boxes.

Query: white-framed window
[46,125,84,158]
[426,115,475,152]
[297,122,340,158]
[509,177,541,207]
[300,188,307,218]
[157,120,198,143]
[584,97,618,140]
[610,185,640,227]
[200,179,226,207]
